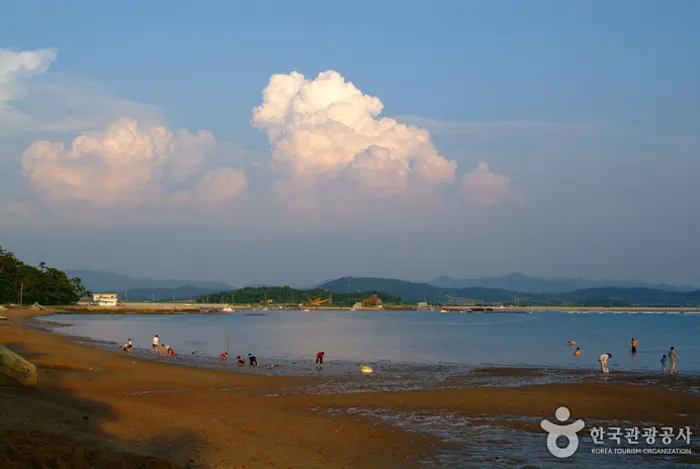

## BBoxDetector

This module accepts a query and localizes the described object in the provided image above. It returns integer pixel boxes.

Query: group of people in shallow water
[121,334,176,356]
[219,352,258,366]
[216,351,326,367]
[124,332,683,378]
[567,338,680,375]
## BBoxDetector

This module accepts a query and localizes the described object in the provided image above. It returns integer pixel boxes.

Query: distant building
[362,295,383,307]
[92,293,118,307]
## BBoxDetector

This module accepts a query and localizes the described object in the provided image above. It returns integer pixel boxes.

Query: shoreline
[2,306,699,468]
[35,308,700,379]
[50,303,700,314]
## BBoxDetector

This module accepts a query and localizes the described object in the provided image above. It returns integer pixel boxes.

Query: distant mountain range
[430,273,696,293]
[66,270,232,294]
[65,269,700,306]
[319,277,700,307]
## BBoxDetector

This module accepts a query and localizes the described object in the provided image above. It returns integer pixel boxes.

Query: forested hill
[319,277,700,306]
[319,277,518,303]
[0,247,89,305]
[201,286,401,307]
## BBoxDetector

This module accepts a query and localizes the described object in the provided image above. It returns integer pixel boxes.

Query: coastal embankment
[58,302,700,314]
[63,302,358,313]
[1,306,699,468]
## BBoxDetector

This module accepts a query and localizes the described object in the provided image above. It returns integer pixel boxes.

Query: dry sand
[1,307,699,468]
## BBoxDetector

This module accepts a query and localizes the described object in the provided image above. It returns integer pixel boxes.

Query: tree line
[0,246,89,305]
[199,286,401,307]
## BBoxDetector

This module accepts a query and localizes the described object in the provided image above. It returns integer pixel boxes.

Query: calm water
[38,310,700,374]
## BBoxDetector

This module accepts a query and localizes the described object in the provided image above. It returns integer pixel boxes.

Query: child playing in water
[661,354,668,374]
[248,353,259,366]
[599,353,612,373]
[574,347,581,357]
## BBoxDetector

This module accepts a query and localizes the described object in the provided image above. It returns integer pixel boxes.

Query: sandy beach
[1,307,699,468]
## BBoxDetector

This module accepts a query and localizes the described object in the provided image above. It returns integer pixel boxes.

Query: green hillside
[200,286,401,307]
[319,277,700,307]
[0,247,89,305]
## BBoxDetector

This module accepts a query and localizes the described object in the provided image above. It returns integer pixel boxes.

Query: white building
[92,293,118,307]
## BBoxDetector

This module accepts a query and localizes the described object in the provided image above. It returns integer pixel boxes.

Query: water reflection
[37,310,700,373]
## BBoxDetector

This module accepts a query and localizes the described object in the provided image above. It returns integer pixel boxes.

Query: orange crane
[305,295,332,307]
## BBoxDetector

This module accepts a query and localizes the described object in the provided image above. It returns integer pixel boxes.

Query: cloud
[0,48,161,136]
[394,115,595,137]
[2,54,514,229]
[20,117,247,213]
[180,167,248,207]
[0,48,56,101]
[251,70,458,194]
[461,161,513,206]
[0,48,57,126]
[18,72,164,133]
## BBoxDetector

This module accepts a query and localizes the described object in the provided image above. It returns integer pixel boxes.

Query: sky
[1,0,699,287]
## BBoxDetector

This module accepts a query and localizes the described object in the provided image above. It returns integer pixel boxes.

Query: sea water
[37,310,700,374]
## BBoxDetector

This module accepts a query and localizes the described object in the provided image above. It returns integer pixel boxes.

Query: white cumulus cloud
[0,48,57,125]
[0,48,56,101]
[20,117,246,211]
[461,161,512,206]
[252,70,458,193]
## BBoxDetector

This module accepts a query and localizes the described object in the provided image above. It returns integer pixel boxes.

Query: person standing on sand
[631,338,639,354]
[152,334,159,353]
[669,347,679,374]
[599,353,612,373]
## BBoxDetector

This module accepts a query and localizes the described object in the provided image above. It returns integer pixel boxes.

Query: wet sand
[1,307,699,468]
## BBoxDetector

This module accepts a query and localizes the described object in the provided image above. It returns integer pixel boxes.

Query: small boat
[303,308,310,312]
[221,307,235,313]
[360,365,373,374]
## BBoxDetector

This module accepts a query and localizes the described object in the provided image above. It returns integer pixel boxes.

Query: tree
[0,246,88,305]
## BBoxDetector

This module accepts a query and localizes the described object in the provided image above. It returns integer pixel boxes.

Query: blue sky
[1,1,699,286]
